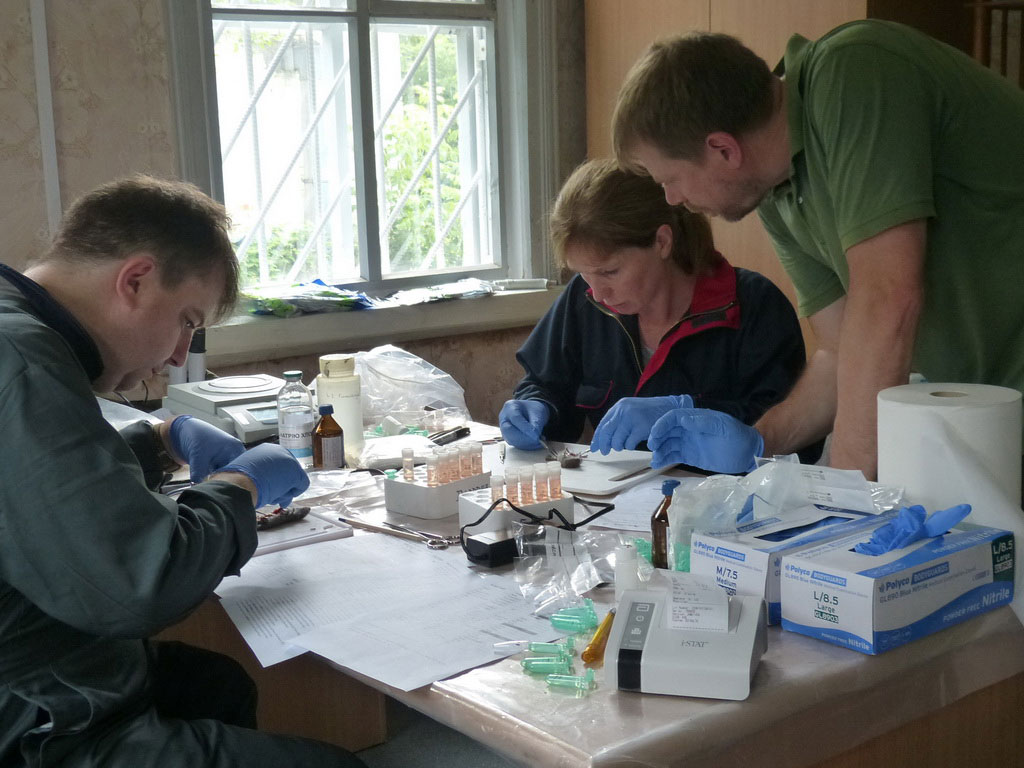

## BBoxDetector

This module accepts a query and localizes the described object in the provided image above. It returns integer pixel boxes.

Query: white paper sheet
[587,476,704,532]
[216,534,557,689]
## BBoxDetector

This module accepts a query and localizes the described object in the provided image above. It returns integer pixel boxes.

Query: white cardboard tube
[877,383,1024,623]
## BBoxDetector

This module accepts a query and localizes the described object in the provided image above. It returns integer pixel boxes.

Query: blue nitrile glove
[590,395,694,455]
[169,414,246,483]
[854,503,972,555]
[499,399,550,450]
[647,408,764,474]
[217,443,311,509]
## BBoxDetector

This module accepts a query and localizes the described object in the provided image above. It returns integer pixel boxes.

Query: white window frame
[165,0,561,292]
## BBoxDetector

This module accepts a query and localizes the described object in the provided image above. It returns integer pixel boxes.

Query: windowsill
[206,285,563,366]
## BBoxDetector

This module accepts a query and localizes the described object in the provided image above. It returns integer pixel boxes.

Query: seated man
[500,159,808,462]
[0,175,365,767]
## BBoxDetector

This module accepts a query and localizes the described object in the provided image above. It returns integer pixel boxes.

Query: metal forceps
[380,521,460,550]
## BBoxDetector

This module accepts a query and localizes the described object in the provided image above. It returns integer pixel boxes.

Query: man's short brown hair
[550,158,717,276]
[613,32,774,168]
[37,175,239,321]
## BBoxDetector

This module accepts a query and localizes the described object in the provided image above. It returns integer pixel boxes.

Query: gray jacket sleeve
[0,333,258,638]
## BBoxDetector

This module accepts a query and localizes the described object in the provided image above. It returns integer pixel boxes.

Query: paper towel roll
[877,383,1022,509]
[878,383,1024,623]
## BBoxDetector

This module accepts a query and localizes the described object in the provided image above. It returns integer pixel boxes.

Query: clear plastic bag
[512,522,628,615]
[667,458,905,571]
[354,345,470,433]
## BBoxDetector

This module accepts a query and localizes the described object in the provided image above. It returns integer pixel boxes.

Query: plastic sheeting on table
[393,607,1024,768]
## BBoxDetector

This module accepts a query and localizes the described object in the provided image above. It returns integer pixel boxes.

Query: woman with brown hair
[499,158,808,467]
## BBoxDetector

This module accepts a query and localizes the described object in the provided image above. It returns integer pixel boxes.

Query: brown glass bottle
[312,404,345,469]
[650,479,680,569]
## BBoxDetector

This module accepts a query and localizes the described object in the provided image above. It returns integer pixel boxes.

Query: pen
[428,425,471,445]
[581,608,616,664]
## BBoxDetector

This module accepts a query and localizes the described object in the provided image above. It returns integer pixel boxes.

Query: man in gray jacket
[0,176,364,767]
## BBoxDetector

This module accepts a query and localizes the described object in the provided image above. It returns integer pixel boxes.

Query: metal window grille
[210,0,500,290]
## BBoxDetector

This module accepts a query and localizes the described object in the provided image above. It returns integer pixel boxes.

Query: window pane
[371,22,497,277]
[214,17,359,287]
[212,1,353,10]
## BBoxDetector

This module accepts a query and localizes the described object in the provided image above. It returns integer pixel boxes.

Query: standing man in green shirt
[611,20,1024,479]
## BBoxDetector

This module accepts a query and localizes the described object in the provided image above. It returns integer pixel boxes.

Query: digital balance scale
[605,573,768,701]
[163,374,285,443]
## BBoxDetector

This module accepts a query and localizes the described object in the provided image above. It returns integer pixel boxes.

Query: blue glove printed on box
[170,414,246,483]
[590,395,693,455]
[853,503,972,555]
[499,399,549,450]
[218,443,311,509]
[647,408,763,473]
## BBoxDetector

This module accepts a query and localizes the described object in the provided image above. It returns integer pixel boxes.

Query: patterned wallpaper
[0,2,48,268]
[1,0,176,270]
[214,326,533,427]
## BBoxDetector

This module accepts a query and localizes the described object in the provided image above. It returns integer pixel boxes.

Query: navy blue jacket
[513,256,807,442]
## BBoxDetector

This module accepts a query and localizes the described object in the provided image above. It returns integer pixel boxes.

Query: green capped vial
[520,656,572,674]
[527,638,575,655]
[550,599,598,628]
[550,613,598,632]
[546,668,596,692]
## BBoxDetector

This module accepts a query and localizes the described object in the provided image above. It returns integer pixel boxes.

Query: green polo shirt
[758,20,1024,393]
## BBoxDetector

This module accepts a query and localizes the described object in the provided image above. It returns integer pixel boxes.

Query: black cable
[458,495,615,557]
[571,497,617,527]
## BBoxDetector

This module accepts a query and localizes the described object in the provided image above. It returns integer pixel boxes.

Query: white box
[384,467,490,519]
[458,487,576,535]
[691,505,891,624]
[780,522,1015,654]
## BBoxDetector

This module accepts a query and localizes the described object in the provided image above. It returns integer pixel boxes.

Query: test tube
[448,446,462,481]
[426,452,440,487]
[528,637,574,655]
[546,669,596,692]
[401,447,415,482]
[490,474,504,504]
[520,656,572,674]
[533,462,549,502]
[547,461,562,498]
[519,465,535,505]
[505,466,520,506]
[471,443,483,474]
[555,598,598,622]
[459,443,474,478]
[440,448,456,483]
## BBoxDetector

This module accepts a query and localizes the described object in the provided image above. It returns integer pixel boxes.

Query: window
[168,0,563,296]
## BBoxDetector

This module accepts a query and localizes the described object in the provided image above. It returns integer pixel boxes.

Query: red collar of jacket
[586,254,741,393]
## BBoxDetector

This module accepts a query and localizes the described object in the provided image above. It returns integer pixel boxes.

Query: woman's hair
[549,158,716,275]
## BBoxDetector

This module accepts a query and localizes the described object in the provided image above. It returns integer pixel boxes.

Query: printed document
[216,534,556,690]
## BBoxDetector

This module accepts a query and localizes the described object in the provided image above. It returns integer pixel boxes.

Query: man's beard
[718,176,772,222]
